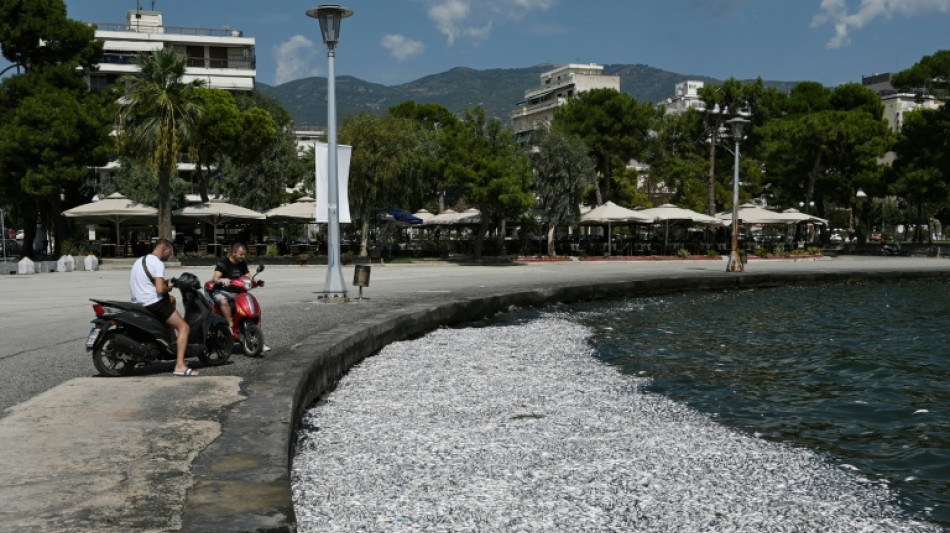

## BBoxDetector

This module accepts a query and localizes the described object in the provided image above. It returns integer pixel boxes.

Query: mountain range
[256,63,797,127]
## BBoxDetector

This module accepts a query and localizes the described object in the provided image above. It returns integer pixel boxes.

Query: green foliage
[830,83,885,120]
[890,104,950,242]
[676,248,690,259]
[0,0,102,71]
[0,0,113,258]
[117,49,204,240]
[190,88,278,202]
[532,126,595,255]
[891,50,950,98]
[340,112,437,255]
[441,106,534,257]
[554,88,657,203]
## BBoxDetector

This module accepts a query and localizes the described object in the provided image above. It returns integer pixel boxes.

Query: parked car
[0,238,22,257]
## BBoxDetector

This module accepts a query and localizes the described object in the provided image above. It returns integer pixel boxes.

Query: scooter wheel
[199,322,233,366]
[92,332,137,377]
[241,323,264,357]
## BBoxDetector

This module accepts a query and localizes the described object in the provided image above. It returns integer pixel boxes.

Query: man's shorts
[212,289,237,306]
[145,297,176,322]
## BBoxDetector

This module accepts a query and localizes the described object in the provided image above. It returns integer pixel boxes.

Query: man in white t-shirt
[130,239,195,376]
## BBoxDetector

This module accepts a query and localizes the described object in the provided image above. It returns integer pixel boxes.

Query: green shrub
[264,245,280,258]
[676,248,691,259]
[706,249,721,258]
[60,239,88,256]
[297,253,311,265]
[755,247,769,258]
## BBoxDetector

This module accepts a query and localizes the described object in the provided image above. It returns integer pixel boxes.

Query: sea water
[564,280,950,528]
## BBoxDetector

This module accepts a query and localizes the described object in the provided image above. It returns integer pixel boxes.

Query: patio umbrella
[779,208,829,225]
[173,200,265,245]
[717,203,789,225]
[580,201,653,255]
[636,203,722,252]
[428,209,459,225]
[264,196,316,221]
[454,208,482,225]
[412,209,436,224]
[62,192,158,245]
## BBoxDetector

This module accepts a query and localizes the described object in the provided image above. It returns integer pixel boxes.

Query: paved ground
[1,256,949,532]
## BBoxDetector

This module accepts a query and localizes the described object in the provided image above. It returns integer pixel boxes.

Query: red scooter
[205,264,266,356]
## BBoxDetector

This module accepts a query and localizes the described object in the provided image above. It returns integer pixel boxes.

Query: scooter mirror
[256,264,265,274]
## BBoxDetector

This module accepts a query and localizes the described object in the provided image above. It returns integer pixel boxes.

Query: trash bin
[353,264,370,301]
[353,264,371,287]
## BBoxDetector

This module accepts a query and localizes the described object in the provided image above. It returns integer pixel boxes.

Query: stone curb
[180,268,950,532]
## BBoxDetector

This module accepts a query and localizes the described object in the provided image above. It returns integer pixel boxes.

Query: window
[186,46,204,68]
[209,47,228,69]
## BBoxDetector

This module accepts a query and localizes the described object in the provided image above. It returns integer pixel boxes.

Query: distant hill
[257,63,797,127]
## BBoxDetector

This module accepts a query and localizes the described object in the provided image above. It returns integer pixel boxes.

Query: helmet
[175,272,200,291]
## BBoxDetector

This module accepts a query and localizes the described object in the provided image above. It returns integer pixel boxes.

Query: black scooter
[86,272,232,376]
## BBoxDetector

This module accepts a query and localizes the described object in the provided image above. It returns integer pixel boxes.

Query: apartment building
[510,63,620,142]
[862,73,945,132]
[86,9,256,93]
[660,80,706,114]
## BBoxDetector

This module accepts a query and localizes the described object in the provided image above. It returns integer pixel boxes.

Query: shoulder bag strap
[141,256,155,284]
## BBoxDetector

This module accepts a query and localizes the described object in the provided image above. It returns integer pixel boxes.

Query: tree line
[1,0,948,259]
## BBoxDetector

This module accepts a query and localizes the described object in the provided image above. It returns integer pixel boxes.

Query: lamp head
[726,116,750,139]
[306,5,353,48]
[856,188,868,199]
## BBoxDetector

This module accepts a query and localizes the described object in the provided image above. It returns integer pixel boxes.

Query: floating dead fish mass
[292,316,941,532]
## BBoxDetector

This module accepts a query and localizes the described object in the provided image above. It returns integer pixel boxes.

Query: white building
[660,80,706,114]
[862,73,945,132]
[510,63,620,141]
[86,9,256,93]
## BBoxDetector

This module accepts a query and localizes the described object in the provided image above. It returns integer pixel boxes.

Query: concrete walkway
[1,257,949,533]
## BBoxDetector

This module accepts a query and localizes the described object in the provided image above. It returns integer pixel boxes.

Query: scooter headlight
[243,278,252,291]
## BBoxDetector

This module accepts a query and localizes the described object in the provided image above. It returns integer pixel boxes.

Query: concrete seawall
[179,266,950,533]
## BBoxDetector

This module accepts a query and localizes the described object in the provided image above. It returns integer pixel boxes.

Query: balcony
[88,22,246,38]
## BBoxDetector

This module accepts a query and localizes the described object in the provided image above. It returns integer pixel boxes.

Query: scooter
[205,264,266,357]
[86,272,232,377]
[883,241,902,256]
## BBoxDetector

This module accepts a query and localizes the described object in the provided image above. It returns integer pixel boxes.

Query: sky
[6,0,950,92]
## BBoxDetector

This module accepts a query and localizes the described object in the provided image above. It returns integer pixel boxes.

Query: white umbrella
[173,200,266,245]
[454,208,482,225]
[580,201,653,255]
[637,204,722,225]
[62,192,158,245]
[265,196,316,221]
[717,203,789,225]
[637,204,722,252]
[412,209,436,224]
[428,209,459,225]
[580,201,653,224]
[780,208,829,225]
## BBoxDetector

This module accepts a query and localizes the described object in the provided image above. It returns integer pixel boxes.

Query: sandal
[173,368,199,376]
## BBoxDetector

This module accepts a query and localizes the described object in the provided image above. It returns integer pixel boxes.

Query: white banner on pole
[314,142,352,223]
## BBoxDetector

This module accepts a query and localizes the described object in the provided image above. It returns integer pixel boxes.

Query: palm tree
[117,49,203,241]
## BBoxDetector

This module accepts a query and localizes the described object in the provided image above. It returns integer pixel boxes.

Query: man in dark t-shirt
[210,243,250,336]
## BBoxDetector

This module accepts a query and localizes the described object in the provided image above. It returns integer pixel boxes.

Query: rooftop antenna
[136,0,142,10]
[152,1,156,10]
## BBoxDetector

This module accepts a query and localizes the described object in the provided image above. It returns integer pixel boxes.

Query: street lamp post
[307,4,352,301]
[854,188,867,242]
[726,116,749,273]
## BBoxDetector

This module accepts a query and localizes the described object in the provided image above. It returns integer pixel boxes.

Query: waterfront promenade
[1,256,948,532]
